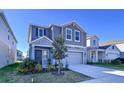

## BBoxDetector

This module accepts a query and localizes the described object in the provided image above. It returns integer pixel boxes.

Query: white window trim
[66,28,72,41]
[74,30,80,42]
[65,44,84,48]
[38,28,44,37]
[51,27,54,40]
[30,36,53,44]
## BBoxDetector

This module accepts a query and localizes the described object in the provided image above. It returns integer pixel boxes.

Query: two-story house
[17,50,24,61]
[0,10,17,68]
[87,35,120,62]
[28,22,87,67]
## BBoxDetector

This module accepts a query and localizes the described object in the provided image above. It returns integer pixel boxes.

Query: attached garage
[99,45,120,61]
[62,51,83,65]
[107,53,119,60]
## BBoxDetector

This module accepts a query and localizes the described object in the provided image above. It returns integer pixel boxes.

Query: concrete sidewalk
[69,64,124,83]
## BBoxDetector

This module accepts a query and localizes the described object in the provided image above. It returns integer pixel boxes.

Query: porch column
[95,50,98,62]
[83,47,87,64]
[89,51,91,61]
[31,45,35,60]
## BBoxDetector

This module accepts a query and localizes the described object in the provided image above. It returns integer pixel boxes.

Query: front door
[91,52,95,62]
[35,50,42,64]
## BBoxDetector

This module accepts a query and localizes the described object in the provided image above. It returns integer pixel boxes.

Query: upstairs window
[93,40,96,46]
[38,28,46,37]
[66,28,72,41]
[112,46,114,49]
[75,30,80,42]
[39,28,43,36]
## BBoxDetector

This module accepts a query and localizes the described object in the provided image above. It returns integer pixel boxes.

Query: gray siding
[30,23,87,47]
[31,25,52,41]
[52,25,62,40]
[46,28,52,40]
[31,26,37,41]
[63,24,86,47]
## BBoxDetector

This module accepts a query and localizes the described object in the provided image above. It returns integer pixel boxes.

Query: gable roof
[87,35,100,40]
[0,10,17,43]
[30,36,53,44]
[99,45,111,49]
[98,44,120,52]
[99,40,124,46]
[116,43,124,52]
[28,24,50,43]
[28,21,87,43]
[61,21,87,33]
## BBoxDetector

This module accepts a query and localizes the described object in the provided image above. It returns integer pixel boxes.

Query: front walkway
[69,64,124,83]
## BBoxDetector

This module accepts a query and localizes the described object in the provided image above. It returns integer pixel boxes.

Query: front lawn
[0,63,92,83]
[90,63,124,71]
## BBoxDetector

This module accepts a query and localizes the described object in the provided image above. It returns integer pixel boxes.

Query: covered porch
[88,48,105,63]
[29,36,53,68]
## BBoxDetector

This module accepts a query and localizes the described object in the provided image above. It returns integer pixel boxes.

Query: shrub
[87,61,93,65]
[46,64,54,72]
[16,66,28,74]
[111,60,122,65]
[115,58,124,63]
[16,59,37,74]
[16,63,28,74]
[47,58,51,65]
[35,64,42,72]
[104,60,111,64]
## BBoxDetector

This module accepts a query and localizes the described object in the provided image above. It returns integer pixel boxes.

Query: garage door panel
[62,52,83,65]
[108,53,119,60]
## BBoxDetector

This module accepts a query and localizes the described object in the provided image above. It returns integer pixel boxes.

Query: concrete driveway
[69,64,124,83]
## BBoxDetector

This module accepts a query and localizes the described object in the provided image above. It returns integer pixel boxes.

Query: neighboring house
[100,40,124,58]
[28,21,87,67]
[17,50,23,61]
[0,10,17,68]
[87,36,120,62]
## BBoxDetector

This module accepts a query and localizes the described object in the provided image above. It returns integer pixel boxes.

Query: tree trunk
[58,60,61,74]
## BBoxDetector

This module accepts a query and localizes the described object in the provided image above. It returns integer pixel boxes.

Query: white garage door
[64,52,83,65]
[108,53,119,60]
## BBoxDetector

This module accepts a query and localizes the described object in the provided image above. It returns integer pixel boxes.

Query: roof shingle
[99,40,124,46]
[99,45,111,49]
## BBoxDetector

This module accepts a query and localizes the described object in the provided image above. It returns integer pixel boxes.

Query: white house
[17,50,24,61]
[100,40,124,59]
[0,10,17,68]
[87,36,120,63]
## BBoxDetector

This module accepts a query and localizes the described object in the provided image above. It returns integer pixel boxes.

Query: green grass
[91,63,124,71]
[0,63,92,83]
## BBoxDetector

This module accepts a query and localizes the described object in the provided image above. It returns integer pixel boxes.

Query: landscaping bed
[0,63,92,83]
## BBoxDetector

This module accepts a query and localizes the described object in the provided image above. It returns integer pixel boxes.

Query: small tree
[52,35,68,74]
